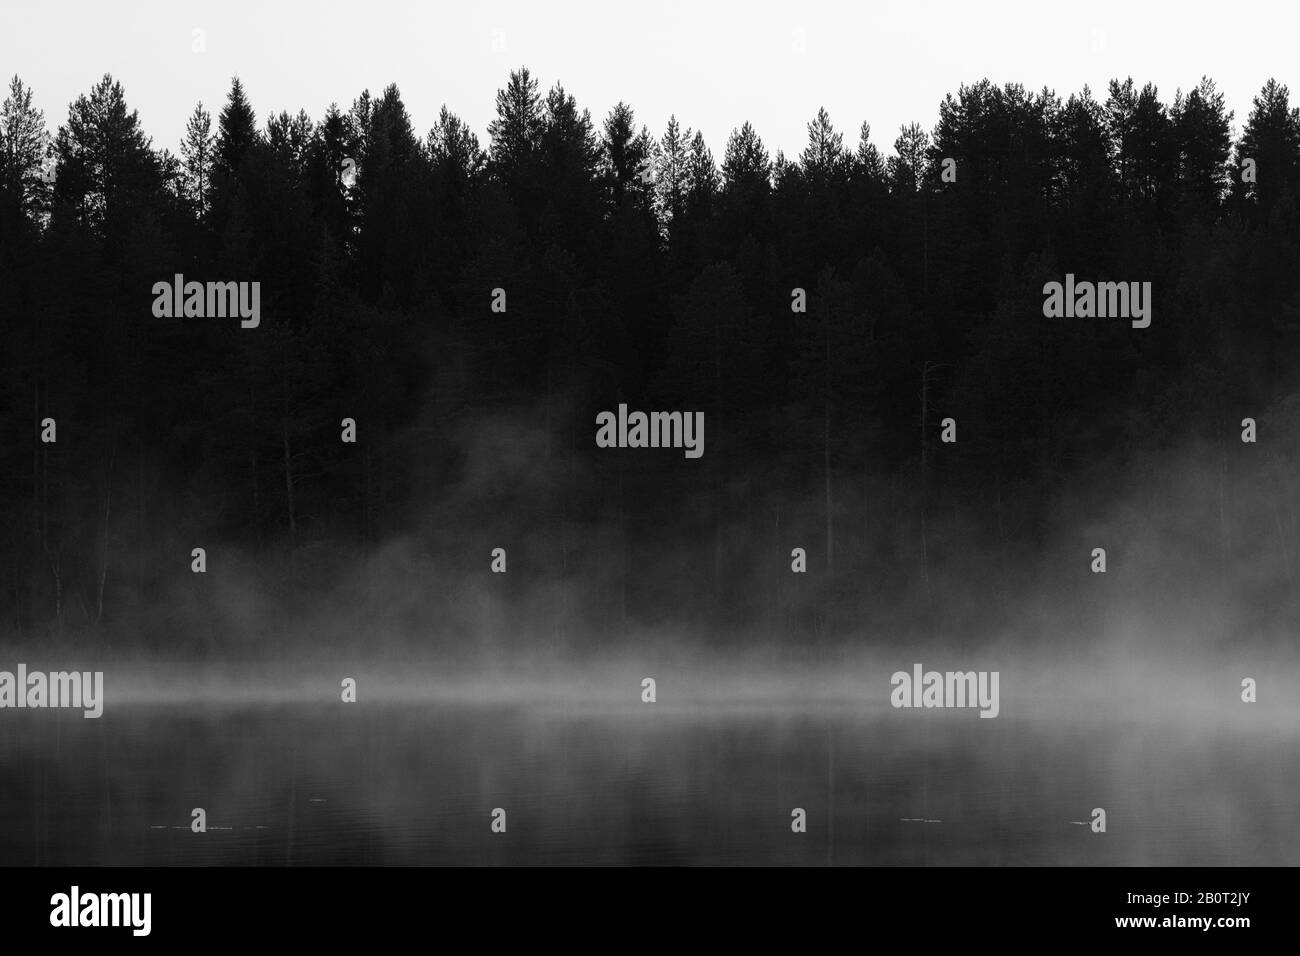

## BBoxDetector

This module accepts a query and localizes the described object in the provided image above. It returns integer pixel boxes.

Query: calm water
[0,703,1292,865]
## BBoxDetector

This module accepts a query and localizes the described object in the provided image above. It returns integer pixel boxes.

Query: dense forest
[1,69,1299,655]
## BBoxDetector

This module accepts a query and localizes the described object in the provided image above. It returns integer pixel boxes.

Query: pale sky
[1,0,1293,160]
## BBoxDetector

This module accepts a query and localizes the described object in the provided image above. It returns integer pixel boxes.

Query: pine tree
[215,77,258,181]
[0,75,52,222]
[266,109,315,182]
[53,74,161,239]
[852,122,886,184]
[541,83,599,179]
[1233,78,1300,213]
[718,121,771,250]
[1171,77,1231,210]
[352,84,428,305]
[487,66,544,211]
[180,102,214,221]
[654,115,691,234]
[429,105,486,181]
[1105,78,1174,213]
[887,122,930,194]
[722,121,771,195]
[600,102,652,210]
[685,130,718,212]
[1051,86,1115,266]
[800,107,844,181]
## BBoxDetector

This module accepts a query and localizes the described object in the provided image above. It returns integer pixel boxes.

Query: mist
[3,62,1298,866]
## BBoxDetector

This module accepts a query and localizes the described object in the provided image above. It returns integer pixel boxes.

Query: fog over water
[2,671,1294,866]
[4,417,1299,865]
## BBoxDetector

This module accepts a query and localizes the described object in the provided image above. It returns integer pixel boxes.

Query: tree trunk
[96,441,115,626]
[713,300,724,613]
[824,300,833,574]
[920,365,930,597]
[247,383,262,547]
[32,383,40,537]
[137,443,145,603]
[281,382,296,547]
[620,460,628,638]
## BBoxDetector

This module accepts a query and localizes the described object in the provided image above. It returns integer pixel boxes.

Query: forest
[1,69,1298,656]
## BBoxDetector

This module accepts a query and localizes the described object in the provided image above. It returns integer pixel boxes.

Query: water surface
[1,701,1290,865]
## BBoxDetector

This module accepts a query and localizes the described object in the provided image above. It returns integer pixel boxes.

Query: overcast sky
[1,0,1293,160]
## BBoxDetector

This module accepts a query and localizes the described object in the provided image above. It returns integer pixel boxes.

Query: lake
[1,698,1291,865]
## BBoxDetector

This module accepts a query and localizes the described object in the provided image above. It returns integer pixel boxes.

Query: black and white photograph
[0,0,1292,940]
